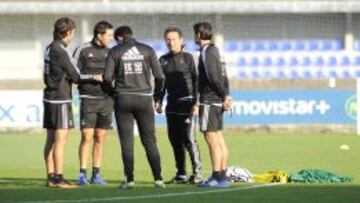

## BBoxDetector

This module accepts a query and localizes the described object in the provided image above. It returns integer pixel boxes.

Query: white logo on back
[122,47,144,61]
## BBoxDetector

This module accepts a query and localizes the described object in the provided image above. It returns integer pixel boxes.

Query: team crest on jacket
[88,53,94,58]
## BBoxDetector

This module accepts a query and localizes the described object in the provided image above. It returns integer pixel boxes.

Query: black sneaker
[188,175,204,184]
[166,175,188,184]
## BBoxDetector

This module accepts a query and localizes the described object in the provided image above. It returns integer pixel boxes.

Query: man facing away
[103,26,166,189]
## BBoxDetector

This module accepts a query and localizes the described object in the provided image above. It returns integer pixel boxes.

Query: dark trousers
[166,103,202,177]
[114,94,162,182]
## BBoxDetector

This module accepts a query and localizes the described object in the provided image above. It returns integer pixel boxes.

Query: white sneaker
[154,180,166,188]
[119,181,135,189]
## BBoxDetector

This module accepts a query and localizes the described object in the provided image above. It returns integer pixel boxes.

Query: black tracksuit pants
[166,102,202,177]
[114,94,162,182]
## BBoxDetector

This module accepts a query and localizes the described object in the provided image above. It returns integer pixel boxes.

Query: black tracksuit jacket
[43,39,94,103]
[159,51,198,108]
[103,38,164,99]
[198,44,230,104]
[73,39,113,99]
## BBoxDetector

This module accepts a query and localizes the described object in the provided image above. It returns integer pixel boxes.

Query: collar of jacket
[123,38,136,45]
[200,43,213,51]
[91,38,106,49]
[55,39,67,47]
[168,50,183,56]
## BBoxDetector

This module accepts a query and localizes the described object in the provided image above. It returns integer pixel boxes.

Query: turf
[0,129,359,203]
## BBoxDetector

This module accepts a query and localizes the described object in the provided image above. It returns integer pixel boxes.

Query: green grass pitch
[0,128,359,203]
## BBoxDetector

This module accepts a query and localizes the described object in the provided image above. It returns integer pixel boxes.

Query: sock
[54,174,64,183]
[47,173,55,181]
[221,170,228,180]
[80,168,87,174]
[92,167,100,178]
[212,171,222,181]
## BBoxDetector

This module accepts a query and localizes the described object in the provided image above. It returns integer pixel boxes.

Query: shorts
[199,104,223,132]
[80,97,113,129]
[43,102,74,129]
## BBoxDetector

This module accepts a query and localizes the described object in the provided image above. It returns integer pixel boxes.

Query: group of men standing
[42,17,232,189]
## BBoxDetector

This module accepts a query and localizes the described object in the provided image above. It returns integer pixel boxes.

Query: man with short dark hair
[103,26,166,189]
[73,21,114,186]
[113,26,133,44]
[155,27,203,184]
[43,17,99,189]
[193,22,232,187]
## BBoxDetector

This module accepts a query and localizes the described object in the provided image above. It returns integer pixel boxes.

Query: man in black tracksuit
[73,21,114,186]
[103,26,165,188]
[43,17,98,189]
[155,27,202,184]
[193,22,232,187]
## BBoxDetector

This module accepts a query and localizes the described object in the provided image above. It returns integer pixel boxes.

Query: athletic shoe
[198,176,219,187]
[188,175,204,184]
[90,174,107,185]
[54,179,79,189]
[119,181,135,189]
[217,179,231,187]
[199,176,231,188]
[45,178,56,187]
[166,175,188,184]
[154,180,166,188]
[78,172,88,186]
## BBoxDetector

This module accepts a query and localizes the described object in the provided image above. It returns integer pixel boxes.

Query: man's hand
[93,74,103,82]
[191,105,199,117]
[154,101,162,114]
[223,96,233,110]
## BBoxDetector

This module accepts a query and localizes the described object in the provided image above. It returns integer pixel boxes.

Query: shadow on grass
[0,177,155,188]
